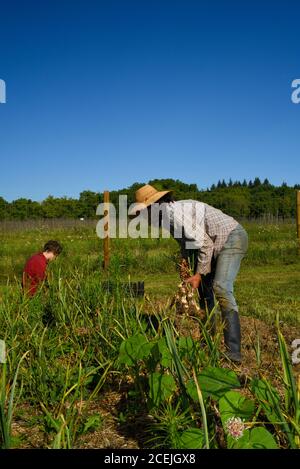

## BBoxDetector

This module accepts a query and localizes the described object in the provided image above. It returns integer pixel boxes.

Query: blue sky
[0,0,299,201]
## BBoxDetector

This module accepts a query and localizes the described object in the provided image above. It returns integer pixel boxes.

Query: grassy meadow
[1,220,299,325]
[0,220,299,449]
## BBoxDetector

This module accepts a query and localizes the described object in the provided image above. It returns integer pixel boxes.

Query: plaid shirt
[165,200,238,275]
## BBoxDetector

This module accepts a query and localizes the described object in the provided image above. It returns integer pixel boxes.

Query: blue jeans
[190,224,248,360]
[195,224,248,314]
[212,224,248,313]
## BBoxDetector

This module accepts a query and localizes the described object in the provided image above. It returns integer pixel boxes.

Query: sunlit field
[0,220,299,449]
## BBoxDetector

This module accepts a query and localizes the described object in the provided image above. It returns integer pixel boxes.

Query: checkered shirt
[165,200,238,275]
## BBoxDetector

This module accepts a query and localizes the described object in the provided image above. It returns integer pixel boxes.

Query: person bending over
[129,184,248,363]
[22,240,62,297]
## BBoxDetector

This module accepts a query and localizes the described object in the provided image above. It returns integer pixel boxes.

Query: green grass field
[1,220,299,325]
[0,220,299,449]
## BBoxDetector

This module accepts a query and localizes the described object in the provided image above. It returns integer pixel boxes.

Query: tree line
[0,178,299,220]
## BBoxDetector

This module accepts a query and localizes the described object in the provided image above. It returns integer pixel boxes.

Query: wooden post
[297,191,300,255]
[104,190,110,269]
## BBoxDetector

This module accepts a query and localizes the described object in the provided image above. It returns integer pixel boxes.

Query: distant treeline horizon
[1,178,299,220]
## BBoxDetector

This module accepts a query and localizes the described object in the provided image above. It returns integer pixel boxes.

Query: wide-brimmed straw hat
[128,184,172,216]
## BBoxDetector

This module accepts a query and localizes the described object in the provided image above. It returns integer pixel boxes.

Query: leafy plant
[187,367,241,401]
[227,427,278,449]
[148,372,177,409]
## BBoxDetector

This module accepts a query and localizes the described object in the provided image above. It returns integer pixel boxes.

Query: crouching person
[22,240,62,297]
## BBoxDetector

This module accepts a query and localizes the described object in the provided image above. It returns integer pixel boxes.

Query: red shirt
[23,253,48,296]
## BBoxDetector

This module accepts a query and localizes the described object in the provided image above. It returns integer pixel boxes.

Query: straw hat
[128,184,172,216]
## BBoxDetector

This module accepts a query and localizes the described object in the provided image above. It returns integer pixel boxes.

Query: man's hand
[185,273,201,289]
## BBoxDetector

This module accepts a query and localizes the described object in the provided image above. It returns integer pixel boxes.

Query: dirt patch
[75,391,140,449]
[11,405,46,448]
[238,315,300,386]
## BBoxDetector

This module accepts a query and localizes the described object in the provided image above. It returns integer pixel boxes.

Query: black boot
[222,310,242,363]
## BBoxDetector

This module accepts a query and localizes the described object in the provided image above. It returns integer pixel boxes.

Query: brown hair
[43,240,63,256]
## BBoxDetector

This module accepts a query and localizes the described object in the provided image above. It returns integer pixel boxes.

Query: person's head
[146,192,174,226]
[43,240,63,261]
[129,184,174,224]
[155,192,174,205]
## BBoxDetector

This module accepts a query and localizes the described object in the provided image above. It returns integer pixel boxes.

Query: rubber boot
[222,310,242,363]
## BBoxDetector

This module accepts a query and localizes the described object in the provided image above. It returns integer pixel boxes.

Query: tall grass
[0,266,150,447]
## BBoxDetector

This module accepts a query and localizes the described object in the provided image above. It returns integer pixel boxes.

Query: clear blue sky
[0,0,299,201]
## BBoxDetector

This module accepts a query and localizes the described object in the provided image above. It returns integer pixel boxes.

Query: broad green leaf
[228,427,278,449]
[179,428,204,449]
[219,391,255,427]
[187,367,240,401]
[149,372,177,408]
[118,334,152,366]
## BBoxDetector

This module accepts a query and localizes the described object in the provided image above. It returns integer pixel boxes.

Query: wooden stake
[104,190,110,269]
[297,191,300,255]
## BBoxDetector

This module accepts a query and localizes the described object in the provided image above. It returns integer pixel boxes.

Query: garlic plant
[171,258,204,318]
[172,281,203,318]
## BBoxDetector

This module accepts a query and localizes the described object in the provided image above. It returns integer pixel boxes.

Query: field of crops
[0,220,299,449]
